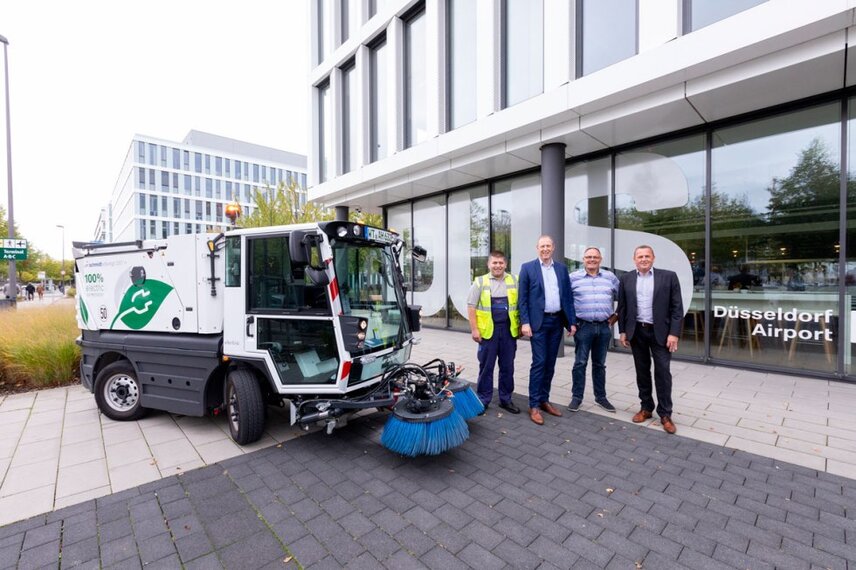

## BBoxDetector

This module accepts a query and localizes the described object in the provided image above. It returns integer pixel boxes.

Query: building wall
[109,132,308,243]
[311,0,856,380]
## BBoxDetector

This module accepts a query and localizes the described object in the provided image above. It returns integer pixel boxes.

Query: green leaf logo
[110,279,174,330]
[78,297,90,327]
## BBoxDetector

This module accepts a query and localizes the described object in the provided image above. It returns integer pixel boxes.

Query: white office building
[310,0,856,380]
[109,130,307,243]
[92,204,112,243]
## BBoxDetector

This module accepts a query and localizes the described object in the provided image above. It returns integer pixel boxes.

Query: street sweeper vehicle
[72,221,484,456]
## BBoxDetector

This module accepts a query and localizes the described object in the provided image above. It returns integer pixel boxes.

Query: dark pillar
[541,142,566,356]
[335,206,349,221]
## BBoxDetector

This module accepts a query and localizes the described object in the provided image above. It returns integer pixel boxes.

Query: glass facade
[578,0,637,77]
[370,37,388,162]
[319,81,332,182]
[404,7,427,148]
[447,0,477,130]
[503,0,543,107]
[685,0,767,32]
[342,62,359,173]
[383,99,856,379]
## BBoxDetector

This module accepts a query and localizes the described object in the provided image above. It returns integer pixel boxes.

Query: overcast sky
[0,0,309,260]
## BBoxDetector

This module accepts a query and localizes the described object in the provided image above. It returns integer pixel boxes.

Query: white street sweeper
[73,222,482,455]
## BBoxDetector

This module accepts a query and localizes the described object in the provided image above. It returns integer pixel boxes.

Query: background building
[109,130,307,243]
[310,0,856,380]
[92,204,112,243]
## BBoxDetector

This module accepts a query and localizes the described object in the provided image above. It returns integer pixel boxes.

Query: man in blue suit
[519,235,576,425]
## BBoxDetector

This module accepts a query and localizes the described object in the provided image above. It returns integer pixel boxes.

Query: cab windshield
[332,242,408,355]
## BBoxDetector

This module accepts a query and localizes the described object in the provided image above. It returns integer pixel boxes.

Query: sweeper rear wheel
[94,361,149,421]
[226,369,265,445]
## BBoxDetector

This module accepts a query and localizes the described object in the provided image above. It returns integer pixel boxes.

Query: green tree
[239,181,333,228]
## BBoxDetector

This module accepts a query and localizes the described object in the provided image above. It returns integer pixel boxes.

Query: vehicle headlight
[337,226,348,237]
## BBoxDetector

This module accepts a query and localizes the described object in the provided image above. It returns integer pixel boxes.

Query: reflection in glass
[846,98,856,376]
[413,196,447,327]
[711,104,840,373]
[615,136,706,357]
[503,0,543,107]
[342,63,359,173]
[448,0,477,129]
[448,186,489,330]
[319,82,332,182]
[686,0,767,32]
[404,9,427,148]
[579,0,637,76]
[370,39,388,161]
[492,173,542,273]
[565,157,612,271]
[386,204,412,301]
[258,318,339,385]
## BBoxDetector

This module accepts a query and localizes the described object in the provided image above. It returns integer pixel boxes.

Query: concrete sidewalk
[1,327,855,528]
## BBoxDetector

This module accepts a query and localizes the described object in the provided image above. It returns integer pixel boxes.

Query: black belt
[544,311,562,317]
[637,322,653,328]
[578,319,607,324]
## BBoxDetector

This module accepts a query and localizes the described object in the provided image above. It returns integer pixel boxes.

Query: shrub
[66,287,76,297]
[0,304,80,388]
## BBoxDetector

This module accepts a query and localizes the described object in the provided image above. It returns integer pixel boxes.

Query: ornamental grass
[0,304,80,389]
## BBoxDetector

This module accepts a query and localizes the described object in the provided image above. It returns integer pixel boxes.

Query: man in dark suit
[519,235,576,425]
[617,245,684,434]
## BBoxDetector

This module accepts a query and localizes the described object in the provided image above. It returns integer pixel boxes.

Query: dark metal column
[541,142,566,356]
[335,206,349,221]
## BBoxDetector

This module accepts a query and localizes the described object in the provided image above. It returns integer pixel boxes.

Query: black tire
[94,361,148,421]
[226,369,266,445]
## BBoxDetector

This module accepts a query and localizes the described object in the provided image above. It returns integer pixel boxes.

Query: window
[491,173,541,274]
[503,0,543,106]
[262,165,267,183]
[172,173,178,191]
[248,235,331,315]
[183,175,191,194]
[319,80,332,182]
[448,185,488,330]
[173,222,179,235]
[205,201,212,220]
[413,195,447,327]
[150,220,157,238]
[225,158,231,176]
[183,150,190,170]
[162,222,168,239]
[215,156,222,176]
[577,0,637,77]
[225,236,241,287]
[140,220,146,240]
[194,152,202,173]
[342,61,359,173]
[216,203,223,222]
[244,162,249,180]
[172,148,180,169]
[161,171,169,191]
[148,143,157,165]
[195,176,201,196]
[226,181,233,200]
[215,180,221,199]
[148,169,155,189]
[684,0,767,32]
[185,223,193,234]
[257,319,340,385]
[184,199,190,216]
[253,163,260,183]
[195,201,203,221]
[235,160,242,180]
[173,198,181,217]
[137,141,145,163]
[370,37,388,162]
[160,145,167,166]
[205,154,211,174]
[447,0,477,129]
[711,104,840,374]
[137,168,145,189]
[139,193,146,214]
[340,0,359,44]
[404,7,427,148]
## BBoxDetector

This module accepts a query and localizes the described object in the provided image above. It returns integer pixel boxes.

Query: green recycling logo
[110,280,174,330]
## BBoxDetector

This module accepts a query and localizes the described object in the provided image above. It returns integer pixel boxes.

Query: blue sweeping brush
[445,378,484,420]
[381,398,469,457]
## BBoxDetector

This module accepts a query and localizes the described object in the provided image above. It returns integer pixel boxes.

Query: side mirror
[406,304,422,332]
[412,245,427,262]
[289,230,310,265]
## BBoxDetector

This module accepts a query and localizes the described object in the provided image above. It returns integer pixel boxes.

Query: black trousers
[629,325,673,418]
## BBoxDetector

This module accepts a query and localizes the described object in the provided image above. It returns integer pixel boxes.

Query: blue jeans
[528,314,564,409]
[571,321,611,401]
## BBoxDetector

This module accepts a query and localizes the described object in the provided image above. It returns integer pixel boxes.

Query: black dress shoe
[499,401,520,414]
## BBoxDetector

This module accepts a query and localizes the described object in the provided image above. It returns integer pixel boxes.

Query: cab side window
[247,236,329,314]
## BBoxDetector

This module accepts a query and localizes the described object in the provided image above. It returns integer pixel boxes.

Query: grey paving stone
[288,534,329,567]
[60,536,99,568]
[457,542,506,570]
[271,515,309,543]
[628,527,682,560]
[23,521,61,550]
[381,549,427,570]
[661,523,717,557]
[356,528,400,561]
[136,531,176,565]
[98,515,132,544]
[528,535,580,569]
[204,509,267,549]
[595,529,648,562]
[781,537,847,570]
[174,531,214,563]
[99,535,137,567]
[0,542,20,570]
[420,546,469,570]
[183,552,223,569]
[218,530,285,570]
[563,532,614,567]
[676,548,734,570]
[746,539,810,569]
[425,522,471,555]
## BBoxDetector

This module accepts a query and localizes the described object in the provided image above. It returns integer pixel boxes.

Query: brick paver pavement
[1,398,854,569]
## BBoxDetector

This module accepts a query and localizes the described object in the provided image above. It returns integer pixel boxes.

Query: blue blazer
[518,259,576,332]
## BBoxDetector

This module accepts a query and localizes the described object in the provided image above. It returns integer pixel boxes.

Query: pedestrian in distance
[36,283,44,300]
[25,283,35,301]
[467,250,521,414]
[568,247,619,413]
[518,235,577,425]
[617,245,684,434]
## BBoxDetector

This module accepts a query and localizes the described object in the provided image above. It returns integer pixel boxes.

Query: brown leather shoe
[632,409,653,423]
[540,402,563,417]
[661,416,677,434]
[529,408,544,425]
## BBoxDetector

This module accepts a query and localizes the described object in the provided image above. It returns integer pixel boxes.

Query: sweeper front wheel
[226,369,266,445]
[94,361,148,421]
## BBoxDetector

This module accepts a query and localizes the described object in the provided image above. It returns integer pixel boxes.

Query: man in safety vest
[467,250,521,414]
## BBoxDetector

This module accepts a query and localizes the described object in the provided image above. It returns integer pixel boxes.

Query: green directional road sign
[0,239,27,260]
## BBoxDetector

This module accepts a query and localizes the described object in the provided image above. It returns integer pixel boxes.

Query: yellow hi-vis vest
[475,273,520,340]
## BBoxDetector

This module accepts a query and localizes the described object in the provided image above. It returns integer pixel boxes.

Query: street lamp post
[0,34,17,303]
[56,224,65,292]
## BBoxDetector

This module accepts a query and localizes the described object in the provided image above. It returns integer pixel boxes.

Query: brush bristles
[381,411,469,457]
